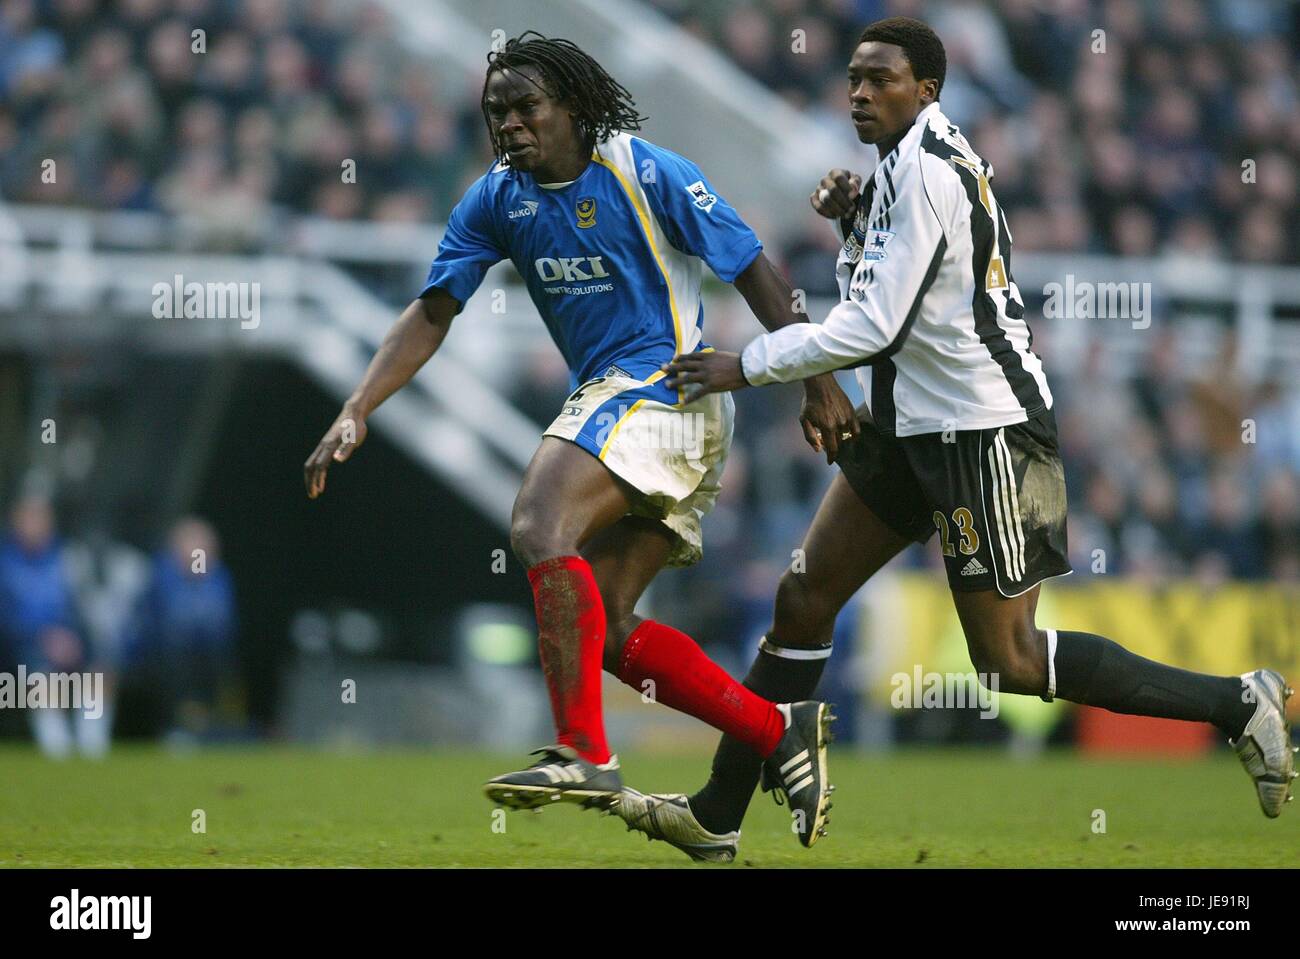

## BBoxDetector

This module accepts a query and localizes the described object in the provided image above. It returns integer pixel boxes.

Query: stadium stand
[1,0,1296,743]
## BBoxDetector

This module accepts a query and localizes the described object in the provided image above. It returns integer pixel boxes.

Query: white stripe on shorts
[987,435,1019,583]
[996,431,1027,579]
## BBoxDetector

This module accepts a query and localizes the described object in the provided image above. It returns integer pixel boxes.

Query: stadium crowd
[1,0,1296,716]
[4,0,1296,263]
[651,0,1300,272]
[0,0,483,234]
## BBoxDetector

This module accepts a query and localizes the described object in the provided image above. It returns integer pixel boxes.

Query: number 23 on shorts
[933,507,979,557]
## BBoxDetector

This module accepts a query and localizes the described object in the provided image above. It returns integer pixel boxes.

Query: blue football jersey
[421,132,762,387]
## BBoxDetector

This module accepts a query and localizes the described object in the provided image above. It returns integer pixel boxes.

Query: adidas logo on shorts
[960,557,988,576]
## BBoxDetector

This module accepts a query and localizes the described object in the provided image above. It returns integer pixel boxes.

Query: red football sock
[527,556,611,764]
[617,619,785,757]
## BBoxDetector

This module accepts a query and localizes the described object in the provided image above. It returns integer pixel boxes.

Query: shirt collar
[878,101,941,169]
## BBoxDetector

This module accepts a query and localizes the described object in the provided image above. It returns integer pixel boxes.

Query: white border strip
[760,636,833,660]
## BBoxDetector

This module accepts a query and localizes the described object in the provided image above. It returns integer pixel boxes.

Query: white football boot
[613,788,740,863]
[1230,669,1297,818]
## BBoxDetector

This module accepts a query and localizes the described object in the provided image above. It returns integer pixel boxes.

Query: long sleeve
[741,160,948,385]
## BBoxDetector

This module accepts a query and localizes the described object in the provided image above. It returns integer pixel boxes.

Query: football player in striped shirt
[303,33,851,845]
[627,16,1294,861]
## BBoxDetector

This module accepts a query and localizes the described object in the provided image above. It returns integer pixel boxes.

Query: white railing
[15,203,1298,382]
[1009,253,1300,380]
[4,203,1298,530]
[0,205,540,529]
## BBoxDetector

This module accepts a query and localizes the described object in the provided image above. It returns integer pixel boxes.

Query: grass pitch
[0,745,1294,867]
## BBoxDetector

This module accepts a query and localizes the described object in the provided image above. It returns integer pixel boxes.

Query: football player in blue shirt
[304,33,853,847]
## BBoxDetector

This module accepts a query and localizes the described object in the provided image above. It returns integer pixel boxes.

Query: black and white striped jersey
[740,102,1053,436]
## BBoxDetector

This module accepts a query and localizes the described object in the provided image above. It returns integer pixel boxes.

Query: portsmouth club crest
[575,196,597,229]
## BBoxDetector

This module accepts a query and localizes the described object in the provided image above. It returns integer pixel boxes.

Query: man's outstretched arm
[730,252,859,463]
[303,287,458,499]
[668,165,947,409]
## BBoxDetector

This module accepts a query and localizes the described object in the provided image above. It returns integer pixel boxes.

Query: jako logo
[50,889,151,939]
[534,257,610,282]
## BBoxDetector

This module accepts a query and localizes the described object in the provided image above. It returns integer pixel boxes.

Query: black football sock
[688,637,830,835]
[1050,630,1254,740]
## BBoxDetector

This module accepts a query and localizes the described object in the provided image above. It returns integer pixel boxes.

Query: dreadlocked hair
[481,31,647,165]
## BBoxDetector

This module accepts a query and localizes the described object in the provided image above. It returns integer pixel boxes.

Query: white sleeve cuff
[740,338,767,386]
[740,333,786,386]
[740,323,844,386]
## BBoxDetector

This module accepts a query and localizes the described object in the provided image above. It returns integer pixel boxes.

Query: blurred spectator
[125,516,237,745]
[782,214,847,299]
[1256,470,1300,582]
[63,525,152,731]
[1192,469,1264,579]
[0,493,108,757]
[1251,375,1300,477]
[1190,333,1251,460]
[1120,466,1185,580]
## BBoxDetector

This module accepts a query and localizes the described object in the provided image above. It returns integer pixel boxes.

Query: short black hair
[857,16,946,96]
[482,31,647,165]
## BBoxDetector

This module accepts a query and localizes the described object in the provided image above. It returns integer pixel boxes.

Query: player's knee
[508,515,537,566]
[509,511,564,568]
[966,623,1046,695]
[771,569,835,648]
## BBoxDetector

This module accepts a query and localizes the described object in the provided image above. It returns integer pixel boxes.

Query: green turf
[0,745,1294,867]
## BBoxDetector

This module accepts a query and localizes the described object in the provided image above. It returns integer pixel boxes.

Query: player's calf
[1012,627,1296,817]
[951,587,1047,695]
[961,627,1048,696]
[685,630,835,840]
[614,619,787,753]
[600,610,642,674]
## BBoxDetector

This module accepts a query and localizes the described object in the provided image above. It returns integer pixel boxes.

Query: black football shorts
[837,407,1072,597]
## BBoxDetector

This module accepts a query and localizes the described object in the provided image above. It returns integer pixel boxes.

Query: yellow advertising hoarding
[868,574,1300,701]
